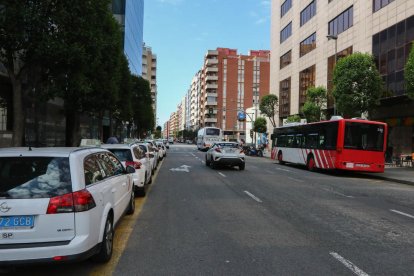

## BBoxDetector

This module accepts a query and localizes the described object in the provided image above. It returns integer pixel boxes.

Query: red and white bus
[270,118,387,172]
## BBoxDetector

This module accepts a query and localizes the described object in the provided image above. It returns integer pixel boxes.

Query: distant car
[205,142,245,170]
[102,143,152,196]
[155,141,166,159]
[138,143,157,174]
[168,137,174,144]
[0,147,135,264]
[186,140,192,144]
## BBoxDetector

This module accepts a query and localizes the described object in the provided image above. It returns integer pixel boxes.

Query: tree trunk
[10,76,24,146]
[65,109,80,146]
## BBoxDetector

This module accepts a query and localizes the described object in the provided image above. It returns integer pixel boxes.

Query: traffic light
[250,130,253,138]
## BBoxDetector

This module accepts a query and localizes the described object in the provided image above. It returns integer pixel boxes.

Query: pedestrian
[106,136,119,144]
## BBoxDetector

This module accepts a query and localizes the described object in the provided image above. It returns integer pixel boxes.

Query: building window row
[373,0,394,13]
[280,50,292,69]
[280,22,292,43]
[281,0,292,18]
[279,77,291,118]
[299,65,316,107]
[328,6,353,36]
[300,0,316,27]
[300,32,316,57]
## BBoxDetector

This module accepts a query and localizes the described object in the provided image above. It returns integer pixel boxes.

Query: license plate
[0,216,34,229]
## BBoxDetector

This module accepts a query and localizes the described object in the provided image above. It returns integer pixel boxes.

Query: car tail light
[53,256,68,261]
[47,189,96,214]
[126,160,142,169]
[215,148,222,153]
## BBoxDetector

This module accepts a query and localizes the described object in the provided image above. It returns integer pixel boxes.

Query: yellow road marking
[90,159,164,276]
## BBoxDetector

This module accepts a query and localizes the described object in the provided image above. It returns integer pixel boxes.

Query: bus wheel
[278,152,285,165]
[307,155,316,171]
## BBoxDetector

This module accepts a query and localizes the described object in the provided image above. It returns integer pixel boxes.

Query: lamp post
[252,84,260,146]
[327,34,338,115]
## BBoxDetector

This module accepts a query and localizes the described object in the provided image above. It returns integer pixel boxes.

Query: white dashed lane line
[218,172,226,177]
[330,252,369,276]
[390,209,414,220]
[244,190,262,203]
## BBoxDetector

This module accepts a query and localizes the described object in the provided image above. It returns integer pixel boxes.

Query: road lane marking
[201,161,205,164]
[218,172,226,177]
[322,188,354,198]
[244,191,262,203]
[287,176,304,183]
[390,209,414,220]
[330,252,369,276]
[265,169,275,174]
[91,159,164,276]
[191,153,196,157]
[275,167,291,172]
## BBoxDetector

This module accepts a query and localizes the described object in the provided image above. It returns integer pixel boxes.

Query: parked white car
[102,143,151,196]
[138,143,157,174]
[0,147,135,264]
[205,142,245,170]
[155,141,166,160]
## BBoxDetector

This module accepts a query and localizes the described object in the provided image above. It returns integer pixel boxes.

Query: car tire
[205,156,210,166]
[239,163,245,170]
[210,158,216,169]
[148,174,152,184]
[93,215,114,263]
[126,189,135,215]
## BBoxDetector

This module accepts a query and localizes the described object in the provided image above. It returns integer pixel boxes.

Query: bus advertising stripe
[321,150,330,168]
[320,150,328,169]
[311,149,321,168]
[315,150,325,168]
[323,150,332,168]
[328,150,335,168]
[301,148,306,164]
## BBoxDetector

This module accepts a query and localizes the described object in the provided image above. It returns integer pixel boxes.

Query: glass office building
[112,0,144,76]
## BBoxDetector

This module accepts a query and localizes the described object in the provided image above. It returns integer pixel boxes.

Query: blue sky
[143,0,271,126]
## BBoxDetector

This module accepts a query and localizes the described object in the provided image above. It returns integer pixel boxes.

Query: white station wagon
[0,147,135,264]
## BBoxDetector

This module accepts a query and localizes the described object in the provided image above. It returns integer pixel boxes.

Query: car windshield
[107,149,133,162]
[0,157,72,199]
[206,128,220,136]
[344,122,385,151]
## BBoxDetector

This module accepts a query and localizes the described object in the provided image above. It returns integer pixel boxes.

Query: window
[300,1,316,26]
[344,122,384,151]
[279,77,291,118]
[373,0,395,13]
[300,33,316,57]
[280,50,292,69]
[280,22,292,43]
[84,155,103,185]
[328,6,353,36]
[299,65,315,107]
[281,0,292,17]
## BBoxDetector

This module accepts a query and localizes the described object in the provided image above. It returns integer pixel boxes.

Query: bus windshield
[344,122,385,151]
[206,128,220,136]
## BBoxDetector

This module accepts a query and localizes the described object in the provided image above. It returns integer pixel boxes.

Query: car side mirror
[126,166,136,174]
[149,153,155,158]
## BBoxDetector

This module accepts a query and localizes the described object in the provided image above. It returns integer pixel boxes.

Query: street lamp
[327,34,338,115]
[252,84,260,146]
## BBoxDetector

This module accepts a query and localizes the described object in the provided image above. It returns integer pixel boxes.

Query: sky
[143,0,271,126]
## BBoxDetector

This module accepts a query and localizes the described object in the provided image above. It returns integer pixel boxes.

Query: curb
[359,174,414,186]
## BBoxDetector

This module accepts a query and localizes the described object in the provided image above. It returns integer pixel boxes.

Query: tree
[285,114,301,123]
[333,52,383,118]
[131,76,155,137]
[154,126,162,139]
[405,44,414,99]
[259,94,278,127]
[0,0,61,146]
[301,86,327,122]
[253,117,267,133]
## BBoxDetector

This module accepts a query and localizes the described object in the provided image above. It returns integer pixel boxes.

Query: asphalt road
[115,144,414,276]
[2,144,414,275]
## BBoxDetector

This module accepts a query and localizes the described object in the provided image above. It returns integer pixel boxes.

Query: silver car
[205,142,245,170]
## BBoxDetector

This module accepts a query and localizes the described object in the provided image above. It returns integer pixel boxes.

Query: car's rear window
[217,143,238,148]
[0,157,72,199]
[107,149,133,161]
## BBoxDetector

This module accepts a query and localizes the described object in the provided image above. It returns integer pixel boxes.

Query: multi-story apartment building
[189,70,202,130]
[163,121,169,139]
[271,0,414,156]
[185,91,191,131]
[142,44,157,119]
[177,97,187,132]
[169,112,178,138]
[200,48,270,141]
[112,0,144,76]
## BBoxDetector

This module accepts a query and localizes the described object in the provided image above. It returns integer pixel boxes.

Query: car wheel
[148,174,153,184]
[239,163,245,170]
[93,215,114,263]
[126,189,135,214]
[205,155,210,166]
[210,158,216,169]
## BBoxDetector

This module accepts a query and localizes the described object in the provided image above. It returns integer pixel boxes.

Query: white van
[197,127,222,151]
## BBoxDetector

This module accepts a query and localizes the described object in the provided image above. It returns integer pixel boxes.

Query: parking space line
[244,190,262,203]
[390,209,414,220]
[330,252,369,276]
[218,172,226,177]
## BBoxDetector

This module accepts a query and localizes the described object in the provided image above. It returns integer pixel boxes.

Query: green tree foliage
[333,52,382,118]
[285,115,301,123]
[301,86,327,122]
[0,0,61,146]
[131,76,155,136]
[405,44,414,99]
[253,117,267,133]
[259,94,278,127]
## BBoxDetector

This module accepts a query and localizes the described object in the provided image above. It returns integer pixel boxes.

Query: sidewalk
[262,150,414,185]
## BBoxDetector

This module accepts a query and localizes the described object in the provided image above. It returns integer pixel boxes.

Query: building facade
[271,0,414,156]
[142,44,157,119]
[199,48,270,141]
[112,0,144,76]
[189,70,202,130]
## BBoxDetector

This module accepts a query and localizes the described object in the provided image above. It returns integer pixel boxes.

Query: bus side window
[319,132,326,149]
[287,135,295,147]
[294,135,302,148]
[306,133,318,149]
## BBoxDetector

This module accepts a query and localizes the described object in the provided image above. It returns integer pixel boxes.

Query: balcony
[205,67,218,73]
[206,92,218,98]
[205,75,218,82]
[205,118,217,123]
[206,50,219,57]
[206,83,218,90]
[205,58,218,66]
[204,109,218,115]
[205,101,217,106]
